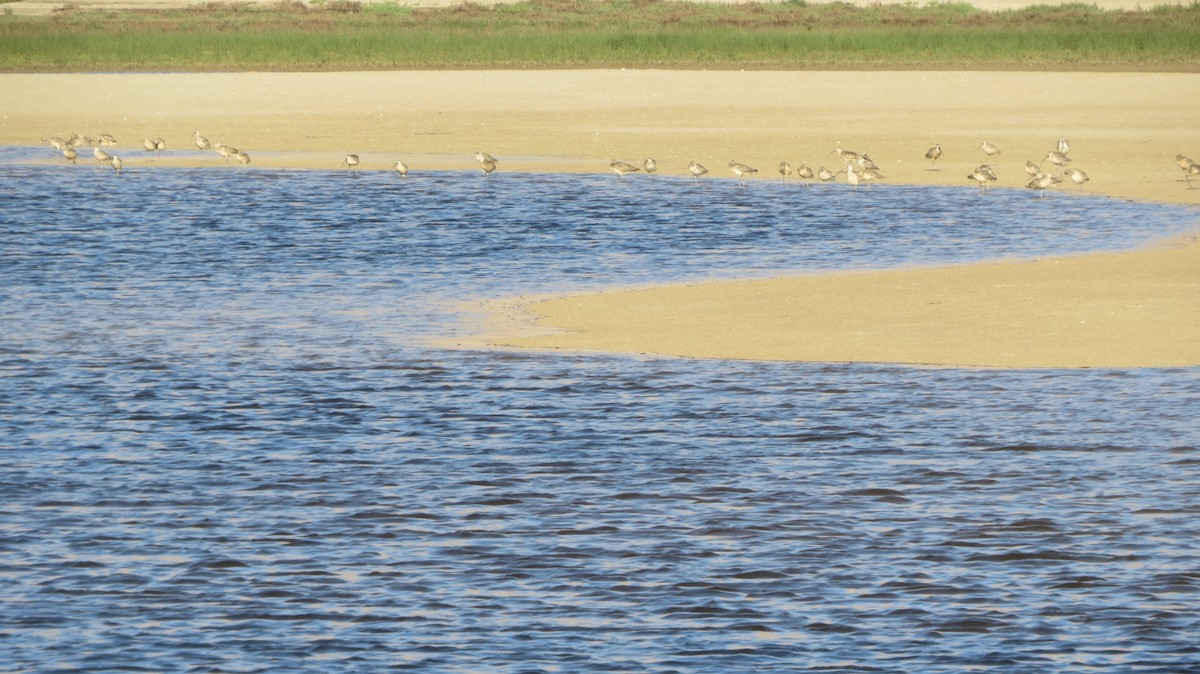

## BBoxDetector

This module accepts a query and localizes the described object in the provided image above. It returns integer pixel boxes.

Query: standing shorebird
[967,165,997,192]
[1063,167,1089,188]
[817,166,838,182]
[778,161,793,181]
[44,136,68,152]
[1026,172,1062,197]
[833,147,860,163]
[688,160,708,182]
[1183,162,1200,188]
[845,164,862,189]
[109,155,123,174]
[235,151,250,169]
[215,144,239,163]
[925,144,943,170]
[980,140,1002,157]
[142,137,166,159]
[341,154,360,172]
[1175,154,1196,172]
[393,160,409,178]
[62,147,77,164]
[728,160,757,184]
[97,133,118,147]
[610,160,640,178]
[643,158,657,175]
[93,146,113,165]
[1057,138,1071,154]
[1044,150,1071,167]
[193,130,211,151]
[796,163,814,185]
[1024,160,1042,177]
[476,151,498,175]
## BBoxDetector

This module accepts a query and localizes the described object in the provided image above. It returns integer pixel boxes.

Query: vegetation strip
[2,0,1199,71]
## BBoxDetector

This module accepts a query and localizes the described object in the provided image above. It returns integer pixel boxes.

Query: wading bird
[215,144,240,163]
[109,155,123,174]
[1063,167,1089,188]
[97,133,118,147]
[817,166,838,182]
[1025,160,1042,177]
[643,158,657,175]
[193,130,211,151]
[688,160,708,182]
[728,160,758,184]
[93,146,112,165]
[1026,172,1063,197]
[980,140,1002,157]
[62,147,77,164]
[394,160,409,178]
[796,163,814,184]
[967,164,997,192]
[480,157,497,175]
[1057,138,1071,154]
[341,154,359,172]
[1044,150,1071,167]
[778,161,793,181]
[925,144,942,170]
[1184,162,1200,188]
[610,160,640,178]
[236,151,250,169]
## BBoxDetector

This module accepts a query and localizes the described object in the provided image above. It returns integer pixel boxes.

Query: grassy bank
[2,0,1198,71]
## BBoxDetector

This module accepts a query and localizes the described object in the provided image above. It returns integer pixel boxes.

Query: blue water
[2,157,1199,673]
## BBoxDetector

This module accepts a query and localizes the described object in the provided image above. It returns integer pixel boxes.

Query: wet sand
[4,69,1198,367]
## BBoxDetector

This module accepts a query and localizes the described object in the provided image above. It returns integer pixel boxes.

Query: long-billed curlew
[832,147,860,162]
[967,164,997,192]
[1044,150,1071,167]
[1026,172,1063,197]
[778,161,793,181]
[980,140,1001,157]
[109,155,123,174]
[62,147,77,164]
[142,137,166,159]
[1063,167,1089,188]
[610,160,640,178]
[394,160,409,178]
[728,160,757,184]
[215,144,239,163]
[688,160,708,182]
[193,130,211,151]
[1025,160,1042,177]
[1057,138,1071,154]
[341,154,359,172]
[643,158,657,175]
[925,143,942,170]
[93,146,112,165]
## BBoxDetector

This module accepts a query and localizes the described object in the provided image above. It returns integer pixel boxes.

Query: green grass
[1,0,1198,71]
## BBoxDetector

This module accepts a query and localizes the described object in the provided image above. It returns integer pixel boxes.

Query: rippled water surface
[2,157,1199,673]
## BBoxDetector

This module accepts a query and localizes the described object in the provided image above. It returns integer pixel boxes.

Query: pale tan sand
[4,70,1198,367]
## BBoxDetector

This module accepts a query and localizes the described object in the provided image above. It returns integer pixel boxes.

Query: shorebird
[1025,160,1042,177]
[393,159,409,178]
[1026,172,1062,197]
[688,160,708,182]
[109,155,123,174]
[341,154,359,172]
[193,130,211,151]
[1044,150,1071,167]
[980,140,1002,157]
[846,164,862,189]
[967,165,997,192]
[856,154,880,172]
[643,158,657,175]
[832,147,860,162]
[817,166,838,182]
[62,147,77,164]
[93,146,112,165]
[67,134,91,148]
[235,151,250,169]
[610,160,640,178]
[778,161,793,181]
[476,151,498,175]
[214,144,239,163]
[1057,138,1071,154]
[44,136,68,151]
[1063,167,1089,188]
[1184,162,1200,188]
[728,160,757,184]
[1176,154,1196,172]
[143,137,166,158]
[97,133,118,147]
[925,144,943,170]
[796,163,814,184]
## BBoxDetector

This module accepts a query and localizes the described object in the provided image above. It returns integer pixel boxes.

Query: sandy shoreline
[5,69,1199,367]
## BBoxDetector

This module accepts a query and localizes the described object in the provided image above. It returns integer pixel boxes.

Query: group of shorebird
[39,131,1198,194]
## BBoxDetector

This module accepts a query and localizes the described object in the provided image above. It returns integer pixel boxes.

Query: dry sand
[4,69,1199,367]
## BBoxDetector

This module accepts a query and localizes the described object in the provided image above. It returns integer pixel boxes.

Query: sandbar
[3,69,1198,367]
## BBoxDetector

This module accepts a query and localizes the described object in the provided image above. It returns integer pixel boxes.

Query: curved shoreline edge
[5,70,1199,367]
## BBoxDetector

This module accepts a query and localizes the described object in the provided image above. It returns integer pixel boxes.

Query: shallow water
[2,157,1199,673]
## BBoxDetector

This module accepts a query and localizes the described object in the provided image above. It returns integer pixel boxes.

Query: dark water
[2,156,1199,673]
